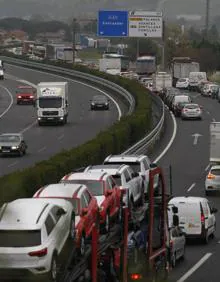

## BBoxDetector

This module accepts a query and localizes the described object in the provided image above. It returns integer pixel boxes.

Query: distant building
[35,29,66,43]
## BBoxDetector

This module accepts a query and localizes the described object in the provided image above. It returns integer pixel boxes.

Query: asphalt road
[157,92,220,282]
[0,64,124,177]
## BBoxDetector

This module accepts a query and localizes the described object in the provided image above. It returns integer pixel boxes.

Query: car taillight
[130,273,142,280]
[30,95,34,98]
[201,214,205,224]
[18,95,22,98]
[28,248,48,257]
[207,173,215,179]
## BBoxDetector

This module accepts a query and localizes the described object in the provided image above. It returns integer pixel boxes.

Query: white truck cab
[36,82,68,125]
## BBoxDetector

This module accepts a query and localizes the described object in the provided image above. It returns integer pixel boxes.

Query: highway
[156,92,220,282]
[0,64,126,177]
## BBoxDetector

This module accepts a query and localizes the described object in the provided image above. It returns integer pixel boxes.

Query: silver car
[205,165,220,195]
[169,226,186,268]
[0,133,27,156]
[181,103,202,120]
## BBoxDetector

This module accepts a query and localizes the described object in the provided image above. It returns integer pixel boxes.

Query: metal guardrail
[122,93,165,155]
[2,55,165,155]
[1,56,135,116]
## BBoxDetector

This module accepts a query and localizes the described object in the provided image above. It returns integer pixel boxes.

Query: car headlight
[105,102,108,105]
[91,102,95,105]
[11,146,18,149]
[18,96,22,98]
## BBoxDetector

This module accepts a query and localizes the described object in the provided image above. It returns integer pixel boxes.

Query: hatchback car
[171,95,191,114]
[0,133,27,156]
[176,78,189,89]
[205,165,220,195]
[60,171,122,232]
[181,103,202,120]
[0,198,74,281]
[33,183,98,255]
[169,226,186,267]
[90,95,109,110]
[84,164,144,208]
[16,85,36,105]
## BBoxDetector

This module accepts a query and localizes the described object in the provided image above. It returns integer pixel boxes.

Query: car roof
[0,133,22,137]
[93,95,107,99]
[85,164,129,175]
[34,183,86,199]
[169,196,207,204]
[184,103,199,107]
[0,198,52,228]
[104,154,148,163]
[62,171,109,181]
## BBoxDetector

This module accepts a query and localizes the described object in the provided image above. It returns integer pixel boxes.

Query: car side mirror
[172,206,178,214]
[81,207,88,216]
[105,190,113,196]
[56,208,66,217]
[173,214,179,226]
[132,172,139,178]
[150,163,157,169]
[211,207,218,214]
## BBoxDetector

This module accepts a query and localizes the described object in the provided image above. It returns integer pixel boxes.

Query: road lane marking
[207,111,210,115]
[154,111,177,163]
[205,164,210,171]
[176,253,212,282]
[7,66,122,120]
[0,85,13,119]
[187,183,196,192]
[20,120,37,134]
[7,161,18,167]
[38,146,46,153]
[58,134,64,140]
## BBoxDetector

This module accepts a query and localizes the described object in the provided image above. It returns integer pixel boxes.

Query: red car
[60,171,122,233]
[16,85,36,105]
[33,183,98,256]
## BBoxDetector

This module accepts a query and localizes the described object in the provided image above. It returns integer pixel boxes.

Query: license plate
[47,117,54,120]
[2,150,10,153]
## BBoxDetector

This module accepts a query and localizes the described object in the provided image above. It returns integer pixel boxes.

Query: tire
[79,233,86,256]
[19,149,24,157]
[69,215,75,239]
[48,254,58,281]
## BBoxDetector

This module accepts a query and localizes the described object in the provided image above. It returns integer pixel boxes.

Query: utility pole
[205,0,210,39]
[161,20,165,71]
[72,18,77,65]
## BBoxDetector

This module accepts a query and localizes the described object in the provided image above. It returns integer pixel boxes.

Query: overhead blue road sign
[98,10,128,37]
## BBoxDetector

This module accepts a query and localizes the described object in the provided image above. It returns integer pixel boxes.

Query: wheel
[47,254,58,281]
[105,211,110,233]
[171,252,176,268]
[19,149,24,157]
[79,233,86,256]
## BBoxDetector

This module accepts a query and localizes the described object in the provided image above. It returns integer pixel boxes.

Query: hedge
[0,52,152,205]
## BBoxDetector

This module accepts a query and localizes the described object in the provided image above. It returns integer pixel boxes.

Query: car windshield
[175,96,189,103]
[39,97,62,108]
[104,162,141,173]
[17,88,34,93]
[185,104,199,109]
[93,96,107,102]
[0,230,41,247]
[112,175,122,186]
[0,135,20,142]
[62,180,104,196]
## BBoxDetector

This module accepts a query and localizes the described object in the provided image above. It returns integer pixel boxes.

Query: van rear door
[176,201,202,236]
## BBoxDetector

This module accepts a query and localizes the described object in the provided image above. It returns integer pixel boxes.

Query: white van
[189,72,207,91]
[168,196,217,243]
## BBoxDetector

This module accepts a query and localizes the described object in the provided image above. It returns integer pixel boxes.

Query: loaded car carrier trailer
[57,167,169,282]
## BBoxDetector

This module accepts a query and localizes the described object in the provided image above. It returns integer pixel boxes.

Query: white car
[0,198,75,281]
[84,164,144,208]
[205,165,220,195]
[103,154,159,195]
[169,226,186,267]
[169,197,217,243]
[176,78,189,89]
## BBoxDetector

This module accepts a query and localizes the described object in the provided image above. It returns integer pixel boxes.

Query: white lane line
[7,161,18,168]
[207,111,210,115]
[218,241,220,244]
[194,94,200,98]
[187,183,196,192]
[7,66,122,121]
[176,253,212,282]
[19,120,37,134]
[154,111,177,163]
[58,134,64,140]
[205,164,210,171]
[37,146,46,153]
[0,85,13,119]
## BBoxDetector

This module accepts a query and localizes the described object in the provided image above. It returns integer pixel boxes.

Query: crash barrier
[0,54,164,204]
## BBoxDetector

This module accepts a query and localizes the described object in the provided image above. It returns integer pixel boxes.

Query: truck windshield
[39,97,62,108]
